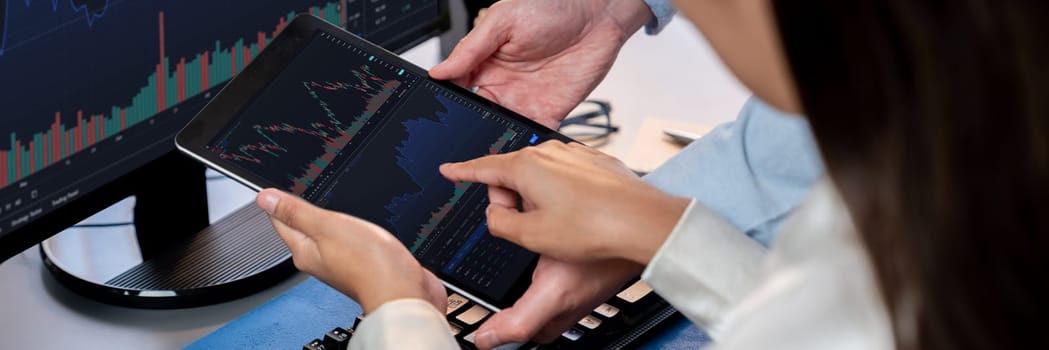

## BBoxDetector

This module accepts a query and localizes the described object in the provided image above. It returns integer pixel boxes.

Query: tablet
[176,14,570,311]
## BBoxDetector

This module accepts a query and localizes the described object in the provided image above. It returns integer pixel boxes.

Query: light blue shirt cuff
[643,98,824,246]
[643,0,677,34]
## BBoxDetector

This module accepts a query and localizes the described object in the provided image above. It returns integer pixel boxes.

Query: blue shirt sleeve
[643,98,823,246]
[643,0,677,34]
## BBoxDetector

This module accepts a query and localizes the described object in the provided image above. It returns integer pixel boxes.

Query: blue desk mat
[187,277,710,349]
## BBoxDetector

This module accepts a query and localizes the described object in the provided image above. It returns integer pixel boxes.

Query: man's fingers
[474,86,500,103]
[474,281,566,349]
[429,13,508,80]
[452,76,473,90]
[532,315,581,344]
[474,8,488,27]
[439,154,519,189]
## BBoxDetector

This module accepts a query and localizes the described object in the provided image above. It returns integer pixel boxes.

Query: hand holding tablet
[255,188,449,313]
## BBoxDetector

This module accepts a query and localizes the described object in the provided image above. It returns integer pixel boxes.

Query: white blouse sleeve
[641,199,768,338]
[703,181,895,350]
[349,298,459,350]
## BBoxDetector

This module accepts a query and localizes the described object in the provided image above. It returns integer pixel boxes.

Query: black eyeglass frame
[558,100,619,143]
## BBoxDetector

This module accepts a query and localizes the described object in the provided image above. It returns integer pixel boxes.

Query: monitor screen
[0,0,448,261]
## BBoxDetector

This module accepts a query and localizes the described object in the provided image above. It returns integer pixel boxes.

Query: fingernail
[258,192,280,215]
[477,330,500,348]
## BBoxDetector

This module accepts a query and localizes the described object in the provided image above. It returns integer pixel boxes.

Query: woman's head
[675,0,1049,348]
[774,2,1049,349]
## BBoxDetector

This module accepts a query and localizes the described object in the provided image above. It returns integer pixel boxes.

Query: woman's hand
[440,141,690,265]
[442,141,687,348]
[256,189,447,314]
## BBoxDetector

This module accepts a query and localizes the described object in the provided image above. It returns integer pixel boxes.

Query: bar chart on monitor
[0,0,357,190]
[0,0,441,236]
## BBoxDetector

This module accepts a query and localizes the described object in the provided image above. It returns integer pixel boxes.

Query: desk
[0,16,747,349]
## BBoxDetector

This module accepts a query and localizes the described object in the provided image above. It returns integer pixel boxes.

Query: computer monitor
[0,0,448,301]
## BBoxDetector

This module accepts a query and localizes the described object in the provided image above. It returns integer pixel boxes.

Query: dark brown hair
[773,0,1049,348]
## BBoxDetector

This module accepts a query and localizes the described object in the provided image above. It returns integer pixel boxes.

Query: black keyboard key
[303,338,327,350]
[350,315,364,330]
[323,327,351,350]
[562,327,585,342]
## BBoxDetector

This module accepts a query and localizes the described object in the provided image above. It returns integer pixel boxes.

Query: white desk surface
[0,16,748,349]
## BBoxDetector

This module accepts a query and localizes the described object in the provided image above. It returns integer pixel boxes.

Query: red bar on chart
[120,108,127,130]
[231,46,238,76]
[156,62,166,112]
[201,51,210,90]
[0,151,6,187]
[341,0,348,27]
[243,46,251,69]
[53,113,61,162]
[275,17,287,36]
[86,115,95,147]
[157,12,167,113]
[177,57,186,103]
[15,140,21,179]
[75,111,83,152]
[42,131,49,167]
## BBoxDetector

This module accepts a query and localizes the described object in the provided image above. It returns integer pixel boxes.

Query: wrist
[604,0,654,42]
[356,242,435,314]
[622,192,690,265]
[359,284,428,314]
[361,297,432,317]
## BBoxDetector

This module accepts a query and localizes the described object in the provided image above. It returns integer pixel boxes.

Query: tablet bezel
[176,14,571,311]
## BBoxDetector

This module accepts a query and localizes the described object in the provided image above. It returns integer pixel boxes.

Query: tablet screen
[204,31,544,304]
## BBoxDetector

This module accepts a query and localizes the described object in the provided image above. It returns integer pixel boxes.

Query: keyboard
[302,279,679,350]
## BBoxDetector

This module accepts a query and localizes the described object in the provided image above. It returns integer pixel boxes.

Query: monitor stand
[39,152,295,308]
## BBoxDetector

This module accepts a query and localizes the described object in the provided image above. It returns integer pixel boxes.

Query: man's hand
[256,189,447,314]
[430,0,652,128]
[474,257,641,349]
